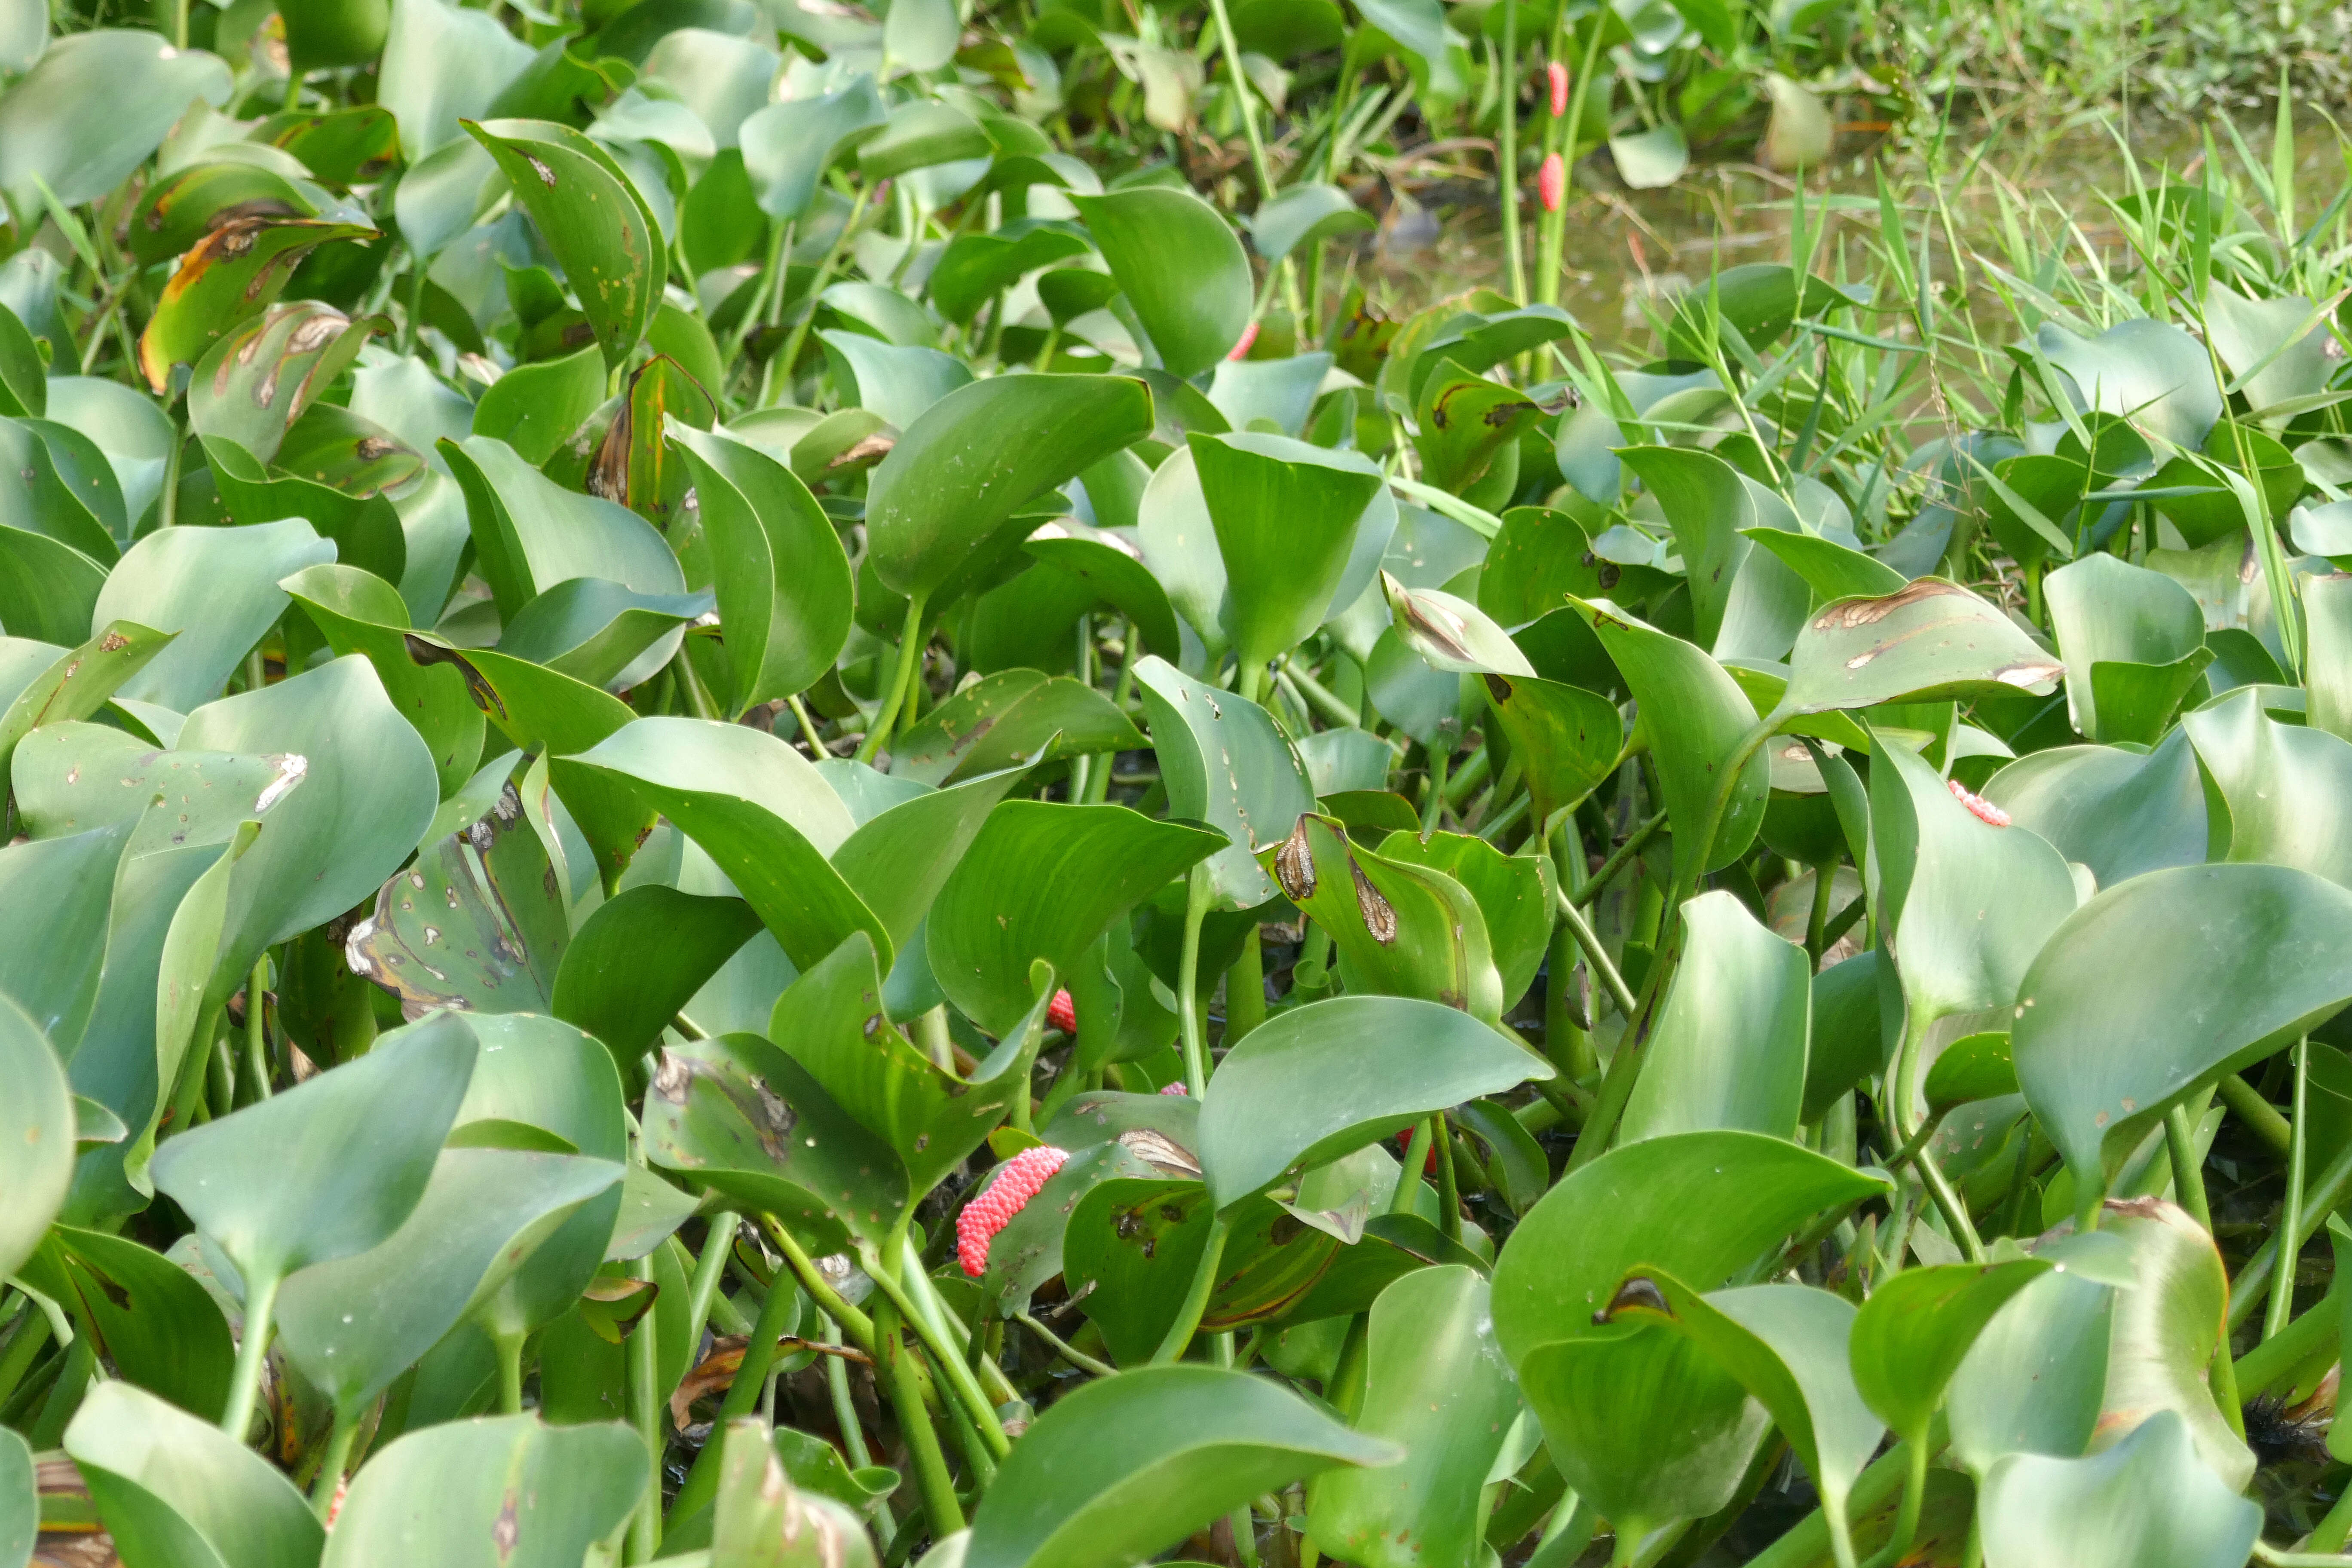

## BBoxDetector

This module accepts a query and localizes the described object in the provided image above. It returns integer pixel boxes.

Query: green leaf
[552,888,762,1075]
[2039,319,2221,452]
[1382,577,1534,676]
[0,1429,27,1568]
[1305,1266,1520,1568]
[175,655,441,1001]
[642,1030,906,1252]
[1983,730,2208,890]
[138,217,376,393]
[1412,363,1540,497]
[0,620,172,789]
[1491,1131,1892,1365]
[1945,1253,2115,1477]
[1582,604,1768,888]
[709,1419,878,1568]
[497,577,709,692]
[740,78,888,220]
[0,31,231,219]
[1376,830,1556,1010]
[864,373,1153,602]
[443,434,687,624]
[930,220,1091,325]
[1871,735,2078,1029]
[320,1413,646,1568]
[1980,1410,2258,1568]
[1133,655,1316,909]
[0,995,70,1281]
[1743,526,1908,603]
[1601,1271,1882,1547]
[1476,671,1623,832]
[278,1146,621,1418]
[928,800,1221,1038]
[465,118,663,371]
[1517,1319,1765,1536]
[472,345,605,466]
[963,1364,1399,1568]
[670,424,854,717]
[2014,866,2352,1200]
[2045,553,2207,741]
[280,563,486,798]
[855,99,990,181]
[1610,123,1690,189]
[1618,890,1810,1143]
[1070,188,1252,380]
[891,670,1145,787]
[64,1381,323,1568]
[778,931,1047,1198]
[552,717,887,968]
[151,1009,478,1294]
[1779,580,2064,716]
[92,518,336,712]
[1198,993,1548,1209]
[1191,432,1382,674]
[1260,815,1504,1021]
[1247,181,1374,262]
[1848,1260,2053,1443]
[22,1225,234,1416]
[2181,687,2352,890]
[346,773,570,1018]
[188,301,382,466]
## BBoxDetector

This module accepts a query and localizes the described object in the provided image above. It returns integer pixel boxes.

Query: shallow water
[1347,120,2351,352]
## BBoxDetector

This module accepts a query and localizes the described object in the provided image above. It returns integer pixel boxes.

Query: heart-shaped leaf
[320,1413,646,1568]
[1618,890,1811,1143]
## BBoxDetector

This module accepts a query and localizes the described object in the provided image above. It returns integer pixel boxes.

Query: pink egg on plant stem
[1548,61,1569,117]
[1538,153,1566,213]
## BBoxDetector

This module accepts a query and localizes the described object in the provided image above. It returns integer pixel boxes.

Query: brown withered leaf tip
[1274,816,1317,900]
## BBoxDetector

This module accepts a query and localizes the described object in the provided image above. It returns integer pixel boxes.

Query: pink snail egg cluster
[1948,778,2011,827]
[1046,988,1077,1033]
[957,1145,1070,1277]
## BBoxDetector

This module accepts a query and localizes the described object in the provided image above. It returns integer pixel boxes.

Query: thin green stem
[1016,1310,1116,1377]
[627,1253,662,1565]
[1858,1437,1928,1568]
[220,1271,281,1439]
[1431,1112,1461,1244]
[821,1315,874,1470]
[1498,0,1525,306]
[2220,1072,2294,1156]
[2302,1474,2352,1554]
[1552,885,1639,1021]
[684,1213,738,1365]
[2268,1038,2311,1340]
[1151,1211,1231,1363]
[868,1240,1009,1458]
[496,1329,525,1415]
[672,1252,808,1524]
[1225,926,1265,1045]
[877,1300,963,1539]
[769,184,871,405]
[854,591,929,766]
[1391,1122,1431,1214]
[309,1410,358,1518]
[1571,810,1667,908]
[243,957,271,1101]
[1889,1014,1985,1263]
[1421,745,1449,834]
[761,1215,876,1352]
[2167,1103,2244,1436]
[1178,864,1213,1097]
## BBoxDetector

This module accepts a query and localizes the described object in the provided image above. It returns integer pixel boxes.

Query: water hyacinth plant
[9,0,2352,1561]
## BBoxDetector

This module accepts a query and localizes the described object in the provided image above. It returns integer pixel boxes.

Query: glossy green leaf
[964,1365,1399,1568]
[0,620,171,789]
[1779,579,2065,716]
[151,1009,477,1294]
[1983,730,2207,890]
[1247,181,1374,262]
[23,1225,234,1417]
[1491,1131,1893,1364]
[92,518,336,713]
[1980,1410,2257,1568]
[1191,432,1382,675]
[2181,686,2352,890]
[1199,994,1549,1208]
[1848,1260,2053,1442]
[0,31,231,219]
[1305,1267,1519,1568]
[188,302,381,467]
[891,670,1145,787]
[671,424,854,717]
[279,1147,619,1417]
[472,346,604,465]
[466,118,663,371]
[2014,865,2352,1200]
[1872,734,2077,1027]
[280,563,486,797]
[1602,1271,1882,1548]
[1476,671,1622,832]
[138,218,376,393]
[64,1381,323,1568]
[1132,655,1316,909]
[740,78,888,220]
[864,373,1152,602]
[709,1419,878,1568]
[444,434,686,623]
[1583,603,1768,887]
[552,717,887,969]
[1376,830,1555,1008]
[2044,552,2207,741]
[320,1413,646,1568]
[928,801,1220,1037]
[1262,815,1504,1021]
[0,995,70,1282]
[553,887,763,1072]
[643,1029,906,1251]
[1619,890,1810,1143]
[1069,188,1251,380]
